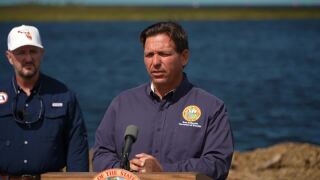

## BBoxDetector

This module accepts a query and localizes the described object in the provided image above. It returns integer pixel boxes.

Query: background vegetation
[1,5,320,21]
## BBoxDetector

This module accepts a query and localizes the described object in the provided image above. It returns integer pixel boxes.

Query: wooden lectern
[41,172,213,180]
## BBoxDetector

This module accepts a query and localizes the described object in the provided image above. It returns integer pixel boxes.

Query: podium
[41,172,213,180]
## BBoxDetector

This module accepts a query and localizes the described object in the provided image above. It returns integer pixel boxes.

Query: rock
[227,142,320,180]
[256,153,282,170]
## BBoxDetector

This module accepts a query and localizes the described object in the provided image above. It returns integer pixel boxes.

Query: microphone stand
[120,125,139,171]
[120,152,130,170]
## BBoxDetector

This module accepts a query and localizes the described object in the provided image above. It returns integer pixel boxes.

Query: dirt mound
[228,142,320,180]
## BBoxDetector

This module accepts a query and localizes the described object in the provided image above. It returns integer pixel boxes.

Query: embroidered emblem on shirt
[93,168,140,180]
[179,105,202,128]
[52,102,63,107]
[182,105,201,122]
[0,92,8,104]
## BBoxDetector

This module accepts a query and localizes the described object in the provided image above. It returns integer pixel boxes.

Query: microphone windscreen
[124,125,139,142]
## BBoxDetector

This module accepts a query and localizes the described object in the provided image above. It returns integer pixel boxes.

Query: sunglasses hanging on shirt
[11,78,44,127]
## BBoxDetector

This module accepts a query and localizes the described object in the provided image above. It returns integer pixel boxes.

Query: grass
[1,5,320,21]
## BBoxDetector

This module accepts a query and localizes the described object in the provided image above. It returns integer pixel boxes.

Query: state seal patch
[182,105,201,122]
[0,92,8,104]
[179,105,202,128]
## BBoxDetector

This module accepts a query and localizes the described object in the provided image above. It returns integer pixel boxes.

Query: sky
[0,0,319,6]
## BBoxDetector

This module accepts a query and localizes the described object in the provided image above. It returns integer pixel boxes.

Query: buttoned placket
[17,90,35,168]
[23,138,29,166]
[149,85,175,159]
[151,98,171,159]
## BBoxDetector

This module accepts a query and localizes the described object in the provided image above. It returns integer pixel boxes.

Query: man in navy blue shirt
[0,25,89,179]
[93,21,234,179]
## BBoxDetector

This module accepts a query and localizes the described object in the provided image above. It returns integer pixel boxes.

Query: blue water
[1,20,319,151]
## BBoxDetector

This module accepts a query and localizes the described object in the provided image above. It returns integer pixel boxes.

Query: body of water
[1,20,319,151]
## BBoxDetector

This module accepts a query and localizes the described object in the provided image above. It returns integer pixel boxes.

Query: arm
[162,104,234,179]
[92,100,121,172]
[65,94,89,172]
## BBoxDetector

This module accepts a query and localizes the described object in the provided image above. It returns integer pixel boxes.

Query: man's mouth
[151,71,165,77]
[23,63,34,68]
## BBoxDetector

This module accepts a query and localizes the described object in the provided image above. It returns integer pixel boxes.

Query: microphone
[120,125,139,170]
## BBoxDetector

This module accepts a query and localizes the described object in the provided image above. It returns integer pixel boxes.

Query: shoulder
[189,86,226,110]
[0,77,12,106]
[0,76,12,90]
[40,74,77,99]
[116,83,147,99]
[41,74,69,91]
[109,83,148,105]
[192,86,224,103]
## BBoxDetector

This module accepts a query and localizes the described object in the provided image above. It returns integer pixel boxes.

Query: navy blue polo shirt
[93,74,234,179]
[0,73,89,175]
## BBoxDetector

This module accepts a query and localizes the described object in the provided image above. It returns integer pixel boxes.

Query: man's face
[144,33,188,90]
[6,45,44,80]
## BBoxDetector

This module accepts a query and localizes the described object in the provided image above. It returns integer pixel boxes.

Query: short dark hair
[140,21,189,53]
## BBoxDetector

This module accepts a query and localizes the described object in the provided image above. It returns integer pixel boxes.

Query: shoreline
[1,5,320,21]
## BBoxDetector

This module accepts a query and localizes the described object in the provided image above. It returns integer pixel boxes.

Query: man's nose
[152,54,161,66]
[24,52,33,62]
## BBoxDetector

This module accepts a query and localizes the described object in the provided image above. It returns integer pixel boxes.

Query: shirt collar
[148,73,193,103]
[12,73,42,95]
[150,82,176,101]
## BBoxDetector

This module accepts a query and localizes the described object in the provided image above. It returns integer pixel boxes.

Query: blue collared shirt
[93,74,234,179]
[0,73,89,175]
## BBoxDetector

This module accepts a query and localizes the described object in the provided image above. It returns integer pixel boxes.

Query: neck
[154,87,172,100]
[15,73,39,96]
[154,73,184,99]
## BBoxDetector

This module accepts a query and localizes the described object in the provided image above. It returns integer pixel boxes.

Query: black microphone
[120,125,139,170]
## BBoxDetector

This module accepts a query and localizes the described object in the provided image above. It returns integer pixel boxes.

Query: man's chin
[151,79,167,85]
[19,70,38,79]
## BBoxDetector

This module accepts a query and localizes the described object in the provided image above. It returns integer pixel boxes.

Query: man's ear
[181,49,189,67]
[5,50,14,65]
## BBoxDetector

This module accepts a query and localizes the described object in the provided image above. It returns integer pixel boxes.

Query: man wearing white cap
[0,25,89,179]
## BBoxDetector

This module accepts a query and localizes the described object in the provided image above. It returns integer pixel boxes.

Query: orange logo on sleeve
[0,92,8,104]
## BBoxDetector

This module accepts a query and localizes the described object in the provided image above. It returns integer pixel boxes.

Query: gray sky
[1,0,319,6]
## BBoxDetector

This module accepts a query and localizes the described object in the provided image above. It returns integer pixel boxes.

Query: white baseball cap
[7,25,44,51]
